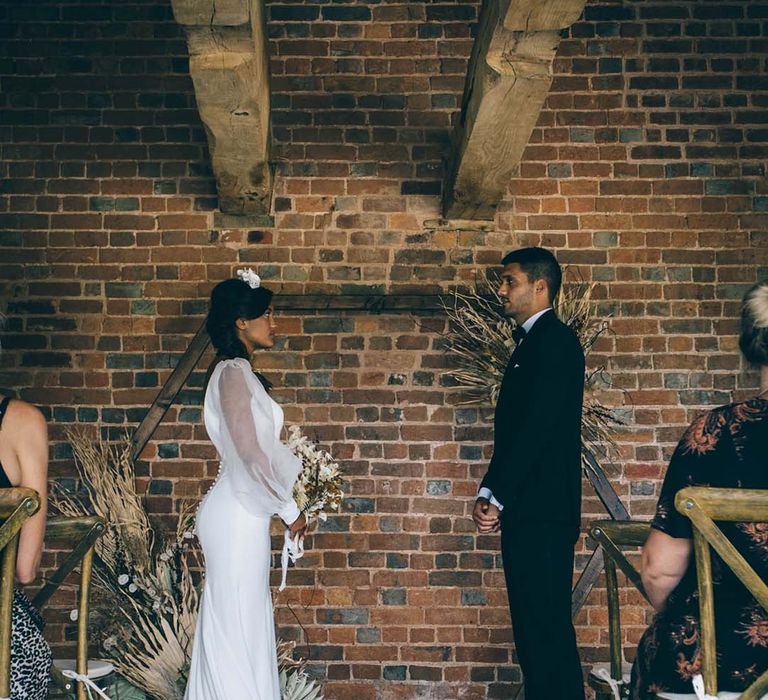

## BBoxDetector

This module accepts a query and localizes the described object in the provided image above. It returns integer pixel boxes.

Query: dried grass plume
[442,271,622,462]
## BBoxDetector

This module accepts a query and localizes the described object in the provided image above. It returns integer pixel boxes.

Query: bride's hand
[288,513,307,538]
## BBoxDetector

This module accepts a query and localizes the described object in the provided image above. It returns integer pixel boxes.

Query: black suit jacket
[480,309,585,529]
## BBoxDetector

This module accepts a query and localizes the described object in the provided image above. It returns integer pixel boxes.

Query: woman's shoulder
[211,358,268,393]
[680,398,766,455]
[728,395,768,418]
[699,397,767,425]
[213,357,253,375]
[2,398,46,430]
[0,400,47,463]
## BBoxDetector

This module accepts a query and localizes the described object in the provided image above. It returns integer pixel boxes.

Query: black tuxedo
[480,309,585,700]
[481,308,584,527]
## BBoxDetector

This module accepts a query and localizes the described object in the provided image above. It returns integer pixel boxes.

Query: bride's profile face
[236,306,276,353]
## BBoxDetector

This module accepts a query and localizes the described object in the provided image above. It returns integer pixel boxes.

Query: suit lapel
[497,310,557,405]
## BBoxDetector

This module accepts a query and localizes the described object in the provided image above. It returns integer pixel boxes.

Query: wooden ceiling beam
[443,0,587,221]
[171,0,273,215]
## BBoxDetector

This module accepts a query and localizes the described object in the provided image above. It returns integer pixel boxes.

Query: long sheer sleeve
[208,359,301,522]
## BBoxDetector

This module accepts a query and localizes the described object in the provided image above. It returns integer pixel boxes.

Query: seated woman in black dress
[631,279,768,699]
[0,392,52,699]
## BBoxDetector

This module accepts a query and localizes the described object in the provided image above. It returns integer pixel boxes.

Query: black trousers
[501,522,585,700]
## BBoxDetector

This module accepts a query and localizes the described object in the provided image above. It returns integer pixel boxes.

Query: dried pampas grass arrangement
[443,271,622,462]
[53,431,324,700]
[52,430,198,700]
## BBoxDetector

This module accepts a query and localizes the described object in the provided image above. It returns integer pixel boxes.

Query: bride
[185,269,306,700]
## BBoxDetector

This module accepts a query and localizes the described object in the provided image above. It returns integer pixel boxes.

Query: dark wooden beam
[275,293,443,313]
[570,448,630,615]
[444,0,587,220]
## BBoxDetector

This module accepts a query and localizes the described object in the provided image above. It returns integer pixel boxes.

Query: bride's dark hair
[206,278,274,390]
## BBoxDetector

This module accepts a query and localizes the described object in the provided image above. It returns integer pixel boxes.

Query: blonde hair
[740,280,768,365]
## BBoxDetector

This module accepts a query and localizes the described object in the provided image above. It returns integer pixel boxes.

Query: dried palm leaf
[278,639,304,673]
[51,431,199,700]
[281,669,324,700]
[278,640,322,700]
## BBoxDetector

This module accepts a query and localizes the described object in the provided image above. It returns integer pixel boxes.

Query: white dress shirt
[477,307,553,511]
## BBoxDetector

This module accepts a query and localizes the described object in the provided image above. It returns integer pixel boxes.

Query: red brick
[3,4,766,694]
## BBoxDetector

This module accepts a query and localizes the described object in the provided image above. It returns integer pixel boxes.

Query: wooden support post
[444,0,587,220]
[0,488,39,699]
[569,449,631,616]
[0,534,18,699]
[129,294,446,461]
[130,320,210,463]
[583,449,629,521]
[171,0,273,214]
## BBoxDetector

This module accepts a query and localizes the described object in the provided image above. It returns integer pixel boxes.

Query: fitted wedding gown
[185,358,302,700]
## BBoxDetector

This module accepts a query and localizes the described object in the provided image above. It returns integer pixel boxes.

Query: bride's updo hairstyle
[206,278,273,360]
[740,280,768,366]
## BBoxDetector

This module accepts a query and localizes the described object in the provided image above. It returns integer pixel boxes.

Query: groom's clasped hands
[472,498,500,533]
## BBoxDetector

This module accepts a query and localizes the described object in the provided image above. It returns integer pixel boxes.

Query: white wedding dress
[185,358,302,700]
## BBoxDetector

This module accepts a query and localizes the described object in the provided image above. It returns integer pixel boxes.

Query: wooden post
[129,293,449,462]
[171,0,273,214]
[0,535,19,699]
[569,447,632,617]
[676,487,768,698]
[76,546,95,700]
[444,0,587,220]
[692,527,718,696]
[604,558,621,681]
[0,490,41,697]
[130,320,210,463]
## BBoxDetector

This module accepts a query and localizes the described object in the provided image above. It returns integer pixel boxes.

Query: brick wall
[1,0,767,696]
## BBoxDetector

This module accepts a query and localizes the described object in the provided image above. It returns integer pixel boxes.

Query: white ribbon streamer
[593,667,623,700]
[61,670,112,700]
[279,530,304,591]
[692,674,719,700]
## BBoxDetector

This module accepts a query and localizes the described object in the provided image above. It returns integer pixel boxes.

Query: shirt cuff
[478,487,504,511]
[278,500,301,525]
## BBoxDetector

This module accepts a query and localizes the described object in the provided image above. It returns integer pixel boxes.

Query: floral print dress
[630,397,768,699]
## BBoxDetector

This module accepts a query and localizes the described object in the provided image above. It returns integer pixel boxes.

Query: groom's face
[498,263,535,323]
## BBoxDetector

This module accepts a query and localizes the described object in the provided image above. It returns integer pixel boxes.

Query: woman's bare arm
[641,528,692,612]
[11,402,48,584]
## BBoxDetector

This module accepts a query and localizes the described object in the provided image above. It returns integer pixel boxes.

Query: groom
[473,247,585,699]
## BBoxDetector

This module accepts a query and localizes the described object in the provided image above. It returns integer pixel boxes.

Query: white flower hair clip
[236,268,261,289]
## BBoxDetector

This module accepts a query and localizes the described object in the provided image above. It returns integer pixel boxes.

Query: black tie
[512,325,526,346]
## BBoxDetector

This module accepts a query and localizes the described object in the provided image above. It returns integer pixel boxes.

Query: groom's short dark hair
[502,247,562,303]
